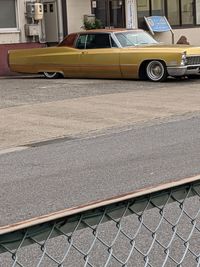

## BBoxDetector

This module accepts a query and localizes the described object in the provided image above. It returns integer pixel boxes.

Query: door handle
[82,51,88,55]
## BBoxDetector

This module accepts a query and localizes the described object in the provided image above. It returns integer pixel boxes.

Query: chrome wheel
[146,61,167,82]
[43,72,61,79]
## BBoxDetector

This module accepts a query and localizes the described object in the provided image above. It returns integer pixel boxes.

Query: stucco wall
[0,32,20,44]
[18,0,27,43]
[154,28,200,46]
[67,0,91,33]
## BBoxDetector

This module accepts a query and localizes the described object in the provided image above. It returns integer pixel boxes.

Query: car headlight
[181,51,187,66]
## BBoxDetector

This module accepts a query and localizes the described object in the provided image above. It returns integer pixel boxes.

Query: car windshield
[115,31,158,47]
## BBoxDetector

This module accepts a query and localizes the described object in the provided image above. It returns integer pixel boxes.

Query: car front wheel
[43,72,61,79]
[146,61,167,82]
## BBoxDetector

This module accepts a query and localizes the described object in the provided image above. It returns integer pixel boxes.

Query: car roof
[70,28,144,35]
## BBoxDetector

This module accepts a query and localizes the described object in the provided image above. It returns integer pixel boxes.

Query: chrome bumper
[167,65,200,77]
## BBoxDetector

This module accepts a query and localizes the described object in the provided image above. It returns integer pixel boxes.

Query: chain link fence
[0,176,200,267]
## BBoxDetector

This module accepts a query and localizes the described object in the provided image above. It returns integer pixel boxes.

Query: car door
[55,33,82,77]
[76,33,121,78]
[62,47,82,77]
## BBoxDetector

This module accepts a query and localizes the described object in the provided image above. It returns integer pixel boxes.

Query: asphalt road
[0,113,200,227]
[1,77,200,266]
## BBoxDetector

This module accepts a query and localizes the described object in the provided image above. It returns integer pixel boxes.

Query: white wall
[18,0,27,43]
[67,0,91,33]
[0,32,21,44]
[153,28,200,46]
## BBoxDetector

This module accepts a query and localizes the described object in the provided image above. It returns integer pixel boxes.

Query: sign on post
[144,16,174,44]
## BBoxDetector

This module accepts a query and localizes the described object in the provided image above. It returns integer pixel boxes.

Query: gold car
[8,29,200,82]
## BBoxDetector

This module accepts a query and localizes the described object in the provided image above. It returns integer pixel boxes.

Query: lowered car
[8,29,200,82]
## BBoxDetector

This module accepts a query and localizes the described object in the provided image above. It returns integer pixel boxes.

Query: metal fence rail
[0,175,200,267]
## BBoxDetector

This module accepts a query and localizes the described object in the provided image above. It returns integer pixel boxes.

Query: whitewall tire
[146,61,167,82]
[43,72,61,79]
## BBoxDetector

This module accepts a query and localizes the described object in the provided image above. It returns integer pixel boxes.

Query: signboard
[144,16,172,33]
[144,15,174,44]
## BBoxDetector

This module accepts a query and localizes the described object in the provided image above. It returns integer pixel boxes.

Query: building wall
[18,0,27,43]
[67,0,91,33]
[154,28,200,45]
[0,32,20,44]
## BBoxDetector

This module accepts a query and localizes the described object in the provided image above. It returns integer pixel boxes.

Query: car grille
[186,56,200,65]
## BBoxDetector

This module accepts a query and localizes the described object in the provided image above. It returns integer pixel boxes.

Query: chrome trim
[111,32,122,48]
[167,64,200,76]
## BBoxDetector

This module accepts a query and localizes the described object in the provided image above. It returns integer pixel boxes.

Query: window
[76,35,87,49]
[137,0,198,28]
[167,0,180,26]
[0,0,17,28]
[76,34,112,49]
[58,34,77,47]
[93,0,125,28]
[111,37,118,47]
[137,0,150,29]
[115,31,157,47]
[167,0,195,26]
[86,34,96,49]
[86,34,111,48]
[94,0,107,27]
[151,0,165,16]
[181,0,194,25]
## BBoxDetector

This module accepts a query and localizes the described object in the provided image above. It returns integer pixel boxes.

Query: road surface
[0,113,200,226]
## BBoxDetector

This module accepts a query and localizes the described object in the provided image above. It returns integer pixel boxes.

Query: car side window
[86,34,96,49]
[58,33,77,47]
[76,35,87,49]
[86,34,111,49]
[111,37,118,48]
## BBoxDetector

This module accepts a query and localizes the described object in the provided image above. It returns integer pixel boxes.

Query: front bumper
[167,65,200,77]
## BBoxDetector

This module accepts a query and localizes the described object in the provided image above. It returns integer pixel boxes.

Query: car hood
[125,44,200,55]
